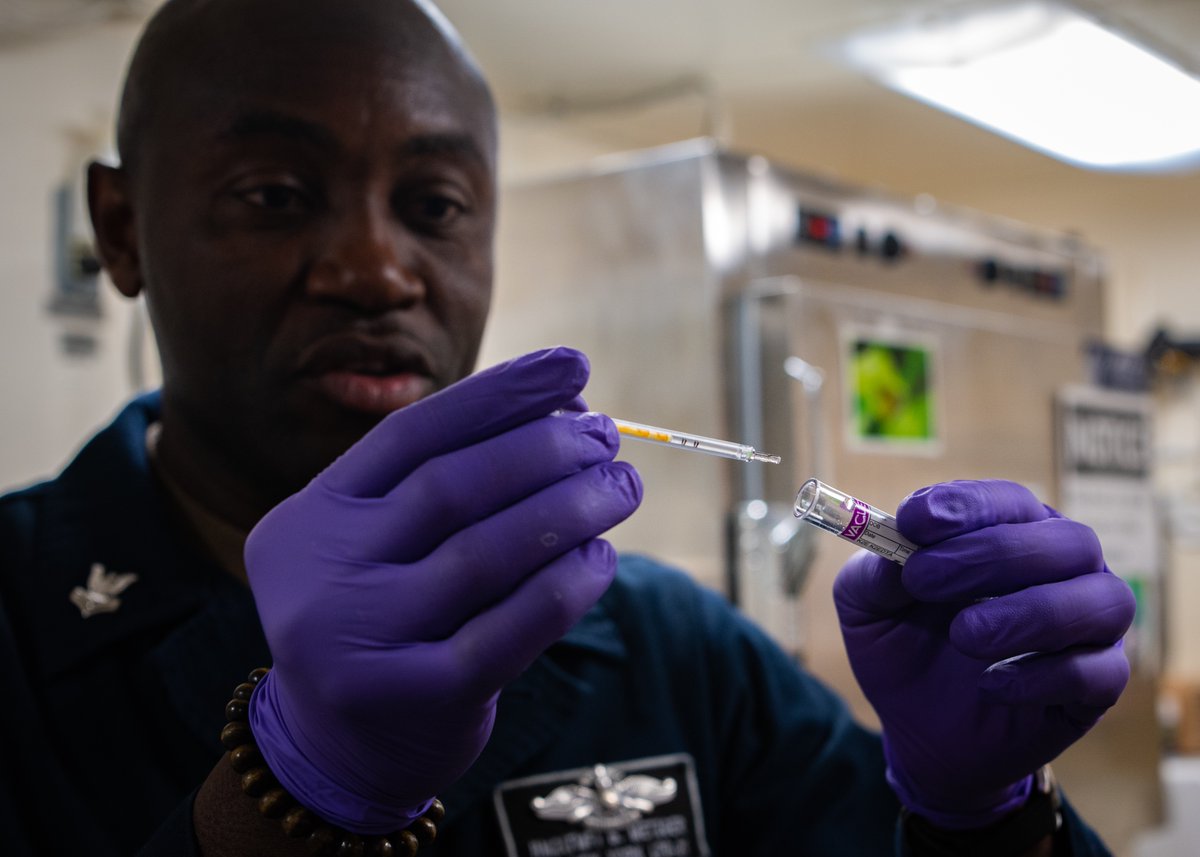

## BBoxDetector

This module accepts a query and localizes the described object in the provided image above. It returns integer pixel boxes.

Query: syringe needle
[610,418,781,465]
[749,450,783,464]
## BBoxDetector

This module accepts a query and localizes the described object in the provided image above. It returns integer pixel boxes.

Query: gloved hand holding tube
[242,347,643,834]
[833,479,1136,829]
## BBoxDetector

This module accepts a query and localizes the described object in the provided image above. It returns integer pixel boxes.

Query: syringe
[611,418,781,465]
[793,478,917,564]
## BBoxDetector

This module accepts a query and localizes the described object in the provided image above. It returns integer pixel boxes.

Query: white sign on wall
[1057,385,1160,670]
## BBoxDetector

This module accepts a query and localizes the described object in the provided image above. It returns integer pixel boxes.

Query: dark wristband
[222,668,443,856]
[902,766,1064,857]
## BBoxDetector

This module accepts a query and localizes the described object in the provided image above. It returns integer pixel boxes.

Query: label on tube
[794,478,917,565]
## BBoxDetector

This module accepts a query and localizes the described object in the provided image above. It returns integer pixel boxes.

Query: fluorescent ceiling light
[836,1,1200,171]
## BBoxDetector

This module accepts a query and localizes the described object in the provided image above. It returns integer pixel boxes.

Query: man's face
[126,15,496,497]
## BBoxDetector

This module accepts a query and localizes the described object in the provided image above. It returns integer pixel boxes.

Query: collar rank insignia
[69,563,139,618]
[530,762,678,830]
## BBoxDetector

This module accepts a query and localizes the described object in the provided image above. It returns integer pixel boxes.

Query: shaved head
[115,0,494,174]
[90,0,500,523]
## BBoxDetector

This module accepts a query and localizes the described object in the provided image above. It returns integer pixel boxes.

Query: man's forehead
[198,55,492,143]
[119,0,495,169]
[151,0,444,48]
[177,15,469,99]
[206,104,493,171]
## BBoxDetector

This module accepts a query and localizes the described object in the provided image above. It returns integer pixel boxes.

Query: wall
[0,21,147,492]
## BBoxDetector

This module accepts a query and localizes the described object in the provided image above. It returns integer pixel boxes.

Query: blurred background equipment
[479,138,1161,856]
[482,137,1113,653]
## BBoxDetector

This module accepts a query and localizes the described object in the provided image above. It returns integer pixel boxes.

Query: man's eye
[399,191,468,230]
[420,195,466,222]
[237,184,309,212]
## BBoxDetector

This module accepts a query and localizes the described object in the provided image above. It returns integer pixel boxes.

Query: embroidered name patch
[493,753,710,857]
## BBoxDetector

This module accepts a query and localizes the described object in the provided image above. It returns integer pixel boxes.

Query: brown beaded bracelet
[222,668,444,857]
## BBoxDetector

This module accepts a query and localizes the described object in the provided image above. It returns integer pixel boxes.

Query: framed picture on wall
[842,324,941,454]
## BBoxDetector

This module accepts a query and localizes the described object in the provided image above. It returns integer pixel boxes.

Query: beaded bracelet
[222,668,444,857]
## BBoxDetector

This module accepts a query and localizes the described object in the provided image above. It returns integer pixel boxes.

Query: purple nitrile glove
[834,479,1135,829]
[243,347,642,834]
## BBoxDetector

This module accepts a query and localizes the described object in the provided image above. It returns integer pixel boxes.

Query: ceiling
[5,0,1200,112]
[432,0,1200,116]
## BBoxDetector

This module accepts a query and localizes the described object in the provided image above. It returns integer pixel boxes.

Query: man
[0,0,1135,854]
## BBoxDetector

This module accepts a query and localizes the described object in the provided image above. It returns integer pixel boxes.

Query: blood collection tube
[793,478,917,565]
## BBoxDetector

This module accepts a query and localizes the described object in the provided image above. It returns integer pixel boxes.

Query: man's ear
[87,161,142,298]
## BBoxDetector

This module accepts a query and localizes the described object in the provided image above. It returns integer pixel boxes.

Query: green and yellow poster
[844,329,939,451]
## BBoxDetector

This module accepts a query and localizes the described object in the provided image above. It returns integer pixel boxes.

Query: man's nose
[305,203,424,310]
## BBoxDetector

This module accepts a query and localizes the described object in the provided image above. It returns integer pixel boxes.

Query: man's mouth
[300,336,437,416]
[312,370,434,416]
